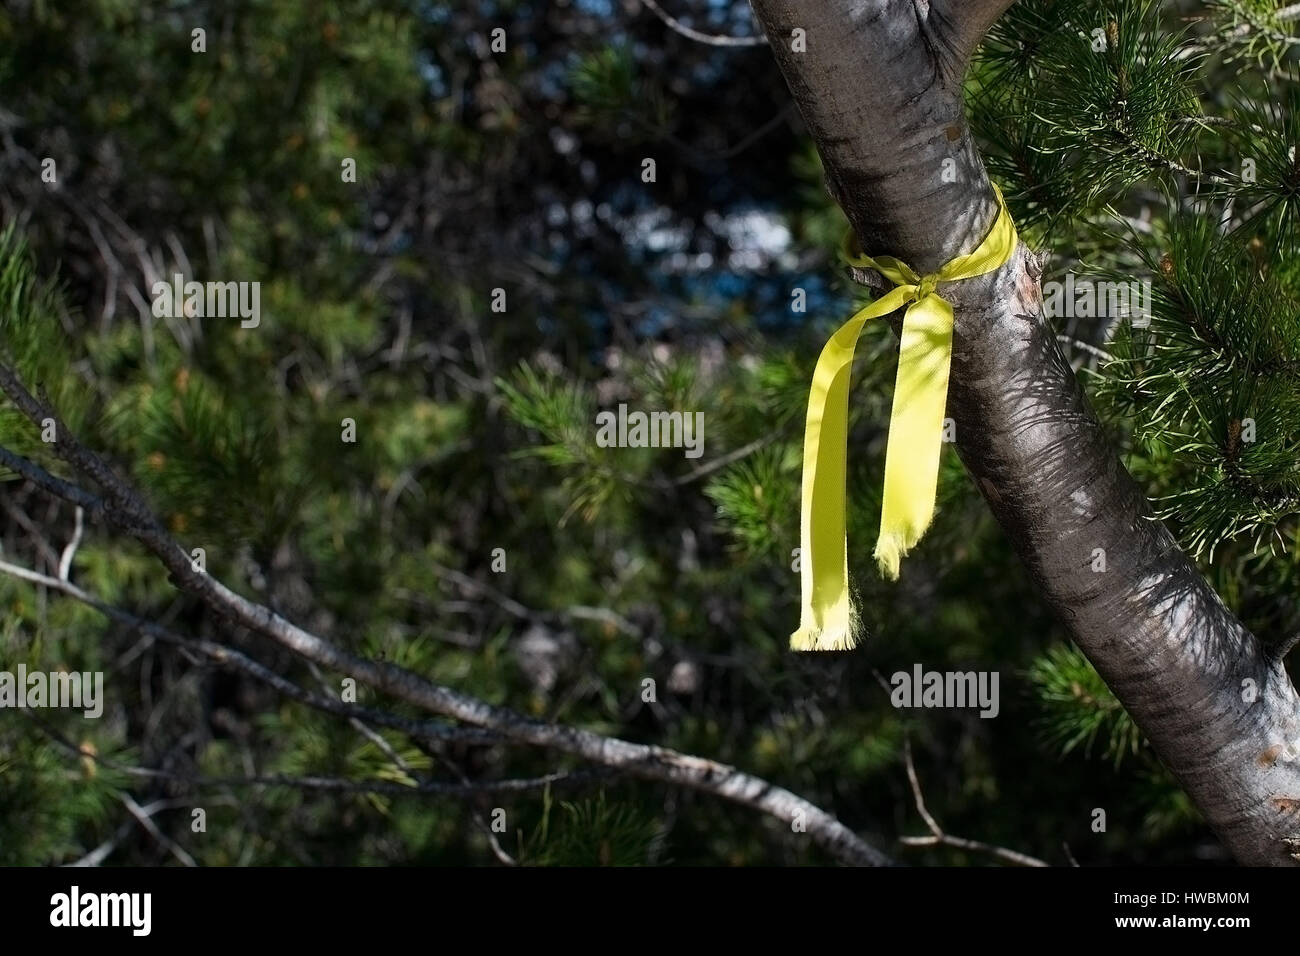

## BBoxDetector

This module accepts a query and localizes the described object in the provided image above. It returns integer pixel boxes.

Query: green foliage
[0,732,127,865]
[571,46,639,119]
[521,789,661,866]
[498,362,633,524]
[1026,645,1143,767]
[2,0,1290,868]
[570,45,676,144]
[1206,0,1300,72]
[1220,78,1300,245]
[1102,210,1300,560]
[0,227,86,448]
[975,0,1202,234]
[706,445,799,559]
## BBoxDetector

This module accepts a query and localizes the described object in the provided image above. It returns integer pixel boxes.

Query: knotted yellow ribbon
[791,184,1018,652]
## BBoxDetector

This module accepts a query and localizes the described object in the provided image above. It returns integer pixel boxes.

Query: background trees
[0,0,1297,865]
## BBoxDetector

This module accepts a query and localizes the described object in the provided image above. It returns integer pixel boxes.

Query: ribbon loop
[791,185,1019,652]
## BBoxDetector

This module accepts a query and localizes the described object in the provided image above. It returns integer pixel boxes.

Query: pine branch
[640,0,767,48]
[899,738,1050,867]
[747,0,1300,865]
[0,555,501,747]
[0,366,892,867]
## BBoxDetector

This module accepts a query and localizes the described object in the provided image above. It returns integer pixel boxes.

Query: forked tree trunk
[747,0,1300,865]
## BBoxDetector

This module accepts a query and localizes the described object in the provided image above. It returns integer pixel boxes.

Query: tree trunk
[747,0,1300,865]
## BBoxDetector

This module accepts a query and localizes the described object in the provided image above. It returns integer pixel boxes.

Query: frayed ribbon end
[790,603,862,652]
[873,531,909,582]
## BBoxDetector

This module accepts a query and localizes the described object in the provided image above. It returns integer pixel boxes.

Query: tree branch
[118,792,198,867]
[900,738,1049,867]
[748,0,998,271]
[747,0,1300,864]
[929,0,1018,66]
[0,555,500,748]
[205,770,613,799]
[1272,631,1300,667]
[0,387,891,866]
[642,0,767,48]
[40,725,614,799]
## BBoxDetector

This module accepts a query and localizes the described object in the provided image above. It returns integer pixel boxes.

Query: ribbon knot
[790,184,1019,652]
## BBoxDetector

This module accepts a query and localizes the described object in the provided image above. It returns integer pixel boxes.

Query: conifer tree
[2,0,1299,867]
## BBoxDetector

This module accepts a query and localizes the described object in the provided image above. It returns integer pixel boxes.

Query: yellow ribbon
[791,184,1019,652]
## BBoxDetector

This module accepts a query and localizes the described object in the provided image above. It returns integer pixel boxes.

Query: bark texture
[748,0,1300,864]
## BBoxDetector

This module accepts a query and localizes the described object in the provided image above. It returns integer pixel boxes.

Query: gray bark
[748,0,1300,864]
[0,366,892,868]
